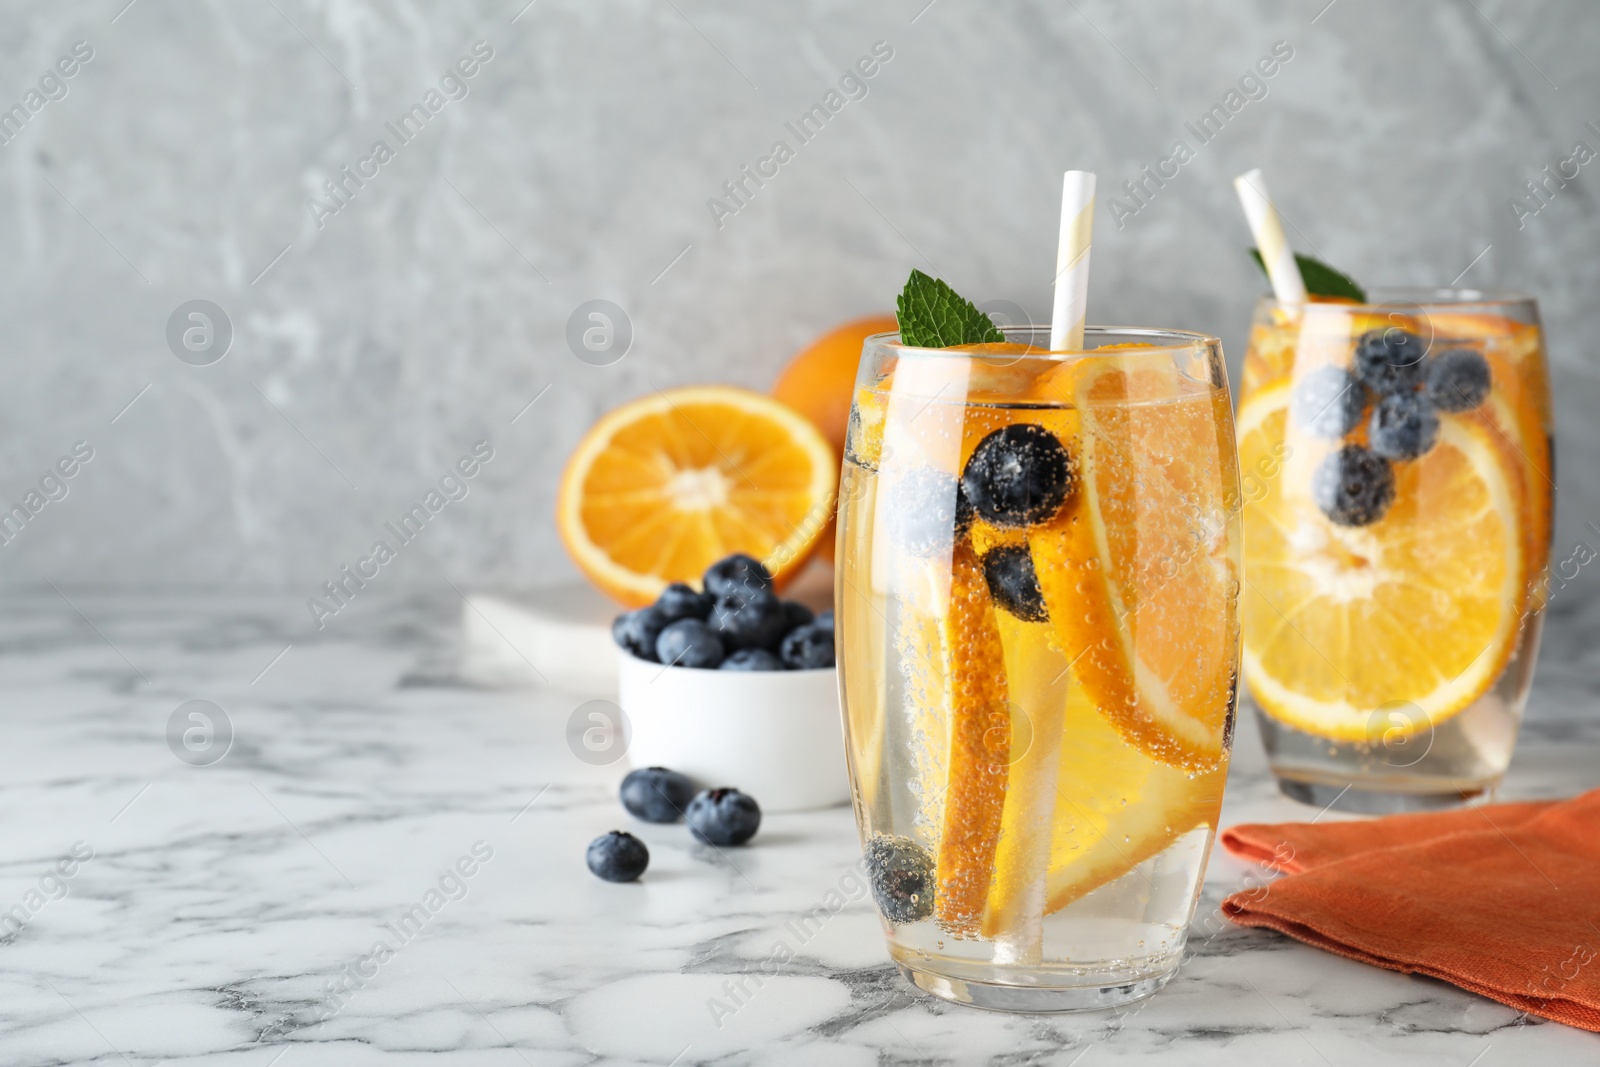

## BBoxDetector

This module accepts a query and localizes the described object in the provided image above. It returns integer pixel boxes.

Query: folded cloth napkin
[1220,790,1600,1031]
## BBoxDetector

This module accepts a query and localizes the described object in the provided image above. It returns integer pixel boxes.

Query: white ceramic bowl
[615,651,850,812]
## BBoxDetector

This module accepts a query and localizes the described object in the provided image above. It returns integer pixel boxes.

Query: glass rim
[867,324,1222,360]
[1257,286,1536,312]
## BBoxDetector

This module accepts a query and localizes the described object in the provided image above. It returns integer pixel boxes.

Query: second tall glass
[1237,290,1553,811]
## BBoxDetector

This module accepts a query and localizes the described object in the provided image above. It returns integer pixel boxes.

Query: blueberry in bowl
[703,554,773,600]
[656,582,713,623]
[779,622,835,670]
[655,618,725,669]
[612,606,668,662]
[721,648,785,671]
[709,591,788,651]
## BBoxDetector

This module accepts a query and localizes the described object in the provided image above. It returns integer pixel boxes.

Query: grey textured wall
[2,0,1596,592]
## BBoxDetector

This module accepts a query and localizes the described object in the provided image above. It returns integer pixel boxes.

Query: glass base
[1275,775,1494,814]
[895,962,1175,1013]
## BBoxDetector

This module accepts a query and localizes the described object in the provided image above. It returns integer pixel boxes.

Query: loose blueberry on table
[685,787,762,846]
[619,766,696,823]
[586,830,650,883]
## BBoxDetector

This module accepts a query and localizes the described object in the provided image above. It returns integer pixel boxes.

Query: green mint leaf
[1247,249,1367,303]
[895,269,1006,347]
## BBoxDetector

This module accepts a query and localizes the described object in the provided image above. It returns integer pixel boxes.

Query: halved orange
[1027,355,1241,772]
[557,386,837,606]
[1238,382,1526,741]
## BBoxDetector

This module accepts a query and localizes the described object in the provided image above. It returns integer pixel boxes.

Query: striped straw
[1233,168,1306,304]
[1049,171,1096,352]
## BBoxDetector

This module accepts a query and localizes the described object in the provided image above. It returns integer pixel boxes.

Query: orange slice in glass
[1027,355,1240,771]
[1238,381,1526,741]
[557,386,836,606]
[932,543,1010,938]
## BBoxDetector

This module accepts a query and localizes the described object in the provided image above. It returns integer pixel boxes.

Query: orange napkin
[1220,790,1600,1031]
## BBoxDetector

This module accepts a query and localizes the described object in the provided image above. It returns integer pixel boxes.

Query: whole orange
[772,315,899,564]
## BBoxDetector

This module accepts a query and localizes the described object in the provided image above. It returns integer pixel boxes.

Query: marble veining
[0,592,1597,1064]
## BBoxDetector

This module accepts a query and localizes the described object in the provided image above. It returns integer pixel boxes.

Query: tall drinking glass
[1236,290,1553,812]
[836,326,1241,1012]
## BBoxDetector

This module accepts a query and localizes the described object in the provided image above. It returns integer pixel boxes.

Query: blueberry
[814,610,834,630]
[1291,366,1368,438]
[1425,348,1492,412]
[703,554,773,600]
[1354,328,1426,394]
[620,766,696,823]
[864,833,935,924]
[655,618,725,669]
[887,467,972,557]
[720,648,785,671]
[779,622,835,670]
[1311,445,1396,527]
[586,830,649,883]
[961,424,1074,528]
[709,591,787,651]
[1368,391,1440,461]
[981,544,1048,622]
[612,607,668,662]
[656,582,712,623]
[781,600,814,633]
[685,788,761,846]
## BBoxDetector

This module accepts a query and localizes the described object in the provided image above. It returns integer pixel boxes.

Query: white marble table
[2,592,1597,1065]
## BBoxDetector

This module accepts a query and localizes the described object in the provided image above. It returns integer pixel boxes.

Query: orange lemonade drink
[1236,291,1552,810]
[838,325,1241,1010]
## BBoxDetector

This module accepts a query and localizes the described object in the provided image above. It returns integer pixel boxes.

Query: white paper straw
[1049,171,1096,352]
[1233,168,1306,304]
